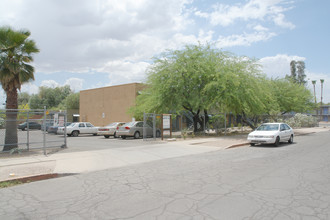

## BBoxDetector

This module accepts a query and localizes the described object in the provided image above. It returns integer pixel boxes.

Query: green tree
[270,78,314,115]
[29,85,73,109]
[0,26,39,151]
[204,56,275,129]
[287,60,306,85]
[130,43,269,131]
[18,92,31,105]
[64,92,79,110]
[131,44,229,131]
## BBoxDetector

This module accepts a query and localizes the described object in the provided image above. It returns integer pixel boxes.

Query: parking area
[63,134,163,153]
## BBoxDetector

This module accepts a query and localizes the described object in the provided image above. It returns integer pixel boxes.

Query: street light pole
[312,80,317,116]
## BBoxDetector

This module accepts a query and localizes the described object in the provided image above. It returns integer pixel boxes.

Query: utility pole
[320,79,324,121]
[312,80,317,117]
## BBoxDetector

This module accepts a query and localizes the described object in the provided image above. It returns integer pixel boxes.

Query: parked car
[17,122,41,131]
[48,122,72,134]
[57,122,99,137]
[247,123,294,146]
[41,122,53,131]
[117,121,161,139]
[97,122,126,138]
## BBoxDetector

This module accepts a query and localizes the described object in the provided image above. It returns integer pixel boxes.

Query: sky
[0,0,329,104]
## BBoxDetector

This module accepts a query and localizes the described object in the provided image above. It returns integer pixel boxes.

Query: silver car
[117,121,161,139]
[97,122,126,138]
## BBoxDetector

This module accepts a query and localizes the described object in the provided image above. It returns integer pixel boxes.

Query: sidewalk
[0,127,328,182]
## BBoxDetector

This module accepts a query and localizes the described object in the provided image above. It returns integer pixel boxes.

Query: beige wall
[80,83,143,126]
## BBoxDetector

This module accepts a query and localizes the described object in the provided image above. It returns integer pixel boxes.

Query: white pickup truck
[57,122,99,137]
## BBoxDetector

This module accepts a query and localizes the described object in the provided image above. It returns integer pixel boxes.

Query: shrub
[285,113,318,128]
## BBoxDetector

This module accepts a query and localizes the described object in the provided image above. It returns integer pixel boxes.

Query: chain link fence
[143,112,319,140]
[0,108,67,155]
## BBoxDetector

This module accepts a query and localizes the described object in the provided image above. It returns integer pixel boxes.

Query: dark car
[18,122,41,131]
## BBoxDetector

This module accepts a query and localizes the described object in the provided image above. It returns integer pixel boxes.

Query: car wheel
[121,136,126,139]
[67,134,72,137]
[72,130,79,137]
[288,135,293,144]
[134,131,140,139]
[21,128,25,131]
[93,133,97,136]
[104,135,110,138]
[274,136,280,147]
[250,143,255,146]
[156,130,161,138]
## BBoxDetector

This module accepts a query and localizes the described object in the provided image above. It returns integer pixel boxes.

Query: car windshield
[122,122,136,127]
[256,124,279,131]
[68,123,76,127]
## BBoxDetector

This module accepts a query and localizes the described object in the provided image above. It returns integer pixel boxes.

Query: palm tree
[0,26,39,151]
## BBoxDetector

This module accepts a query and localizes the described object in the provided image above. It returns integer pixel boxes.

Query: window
[79,123,85,127]
[284,124,291,130]
[136,122,143,127]
[86,123,93,127]
[280,124,286,131]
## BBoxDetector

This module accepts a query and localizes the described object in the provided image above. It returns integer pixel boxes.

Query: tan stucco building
[79,83,144,126]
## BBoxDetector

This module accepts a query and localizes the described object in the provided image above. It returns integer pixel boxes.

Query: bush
[285,113,318,128]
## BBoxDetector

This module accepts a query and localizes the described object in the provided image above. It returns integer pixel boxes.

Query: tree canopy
[130,43,314,131]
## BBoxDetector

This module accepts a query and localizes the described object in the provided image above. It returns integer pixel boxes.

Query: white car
[247,123,294,146]
[97,122,126,138]
[57,122,99,137]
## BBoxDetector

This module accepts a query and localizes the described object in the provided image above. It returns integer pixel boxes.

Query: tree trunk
[192,110,209,132]
[3,88,18,151]
[241,112,256,130]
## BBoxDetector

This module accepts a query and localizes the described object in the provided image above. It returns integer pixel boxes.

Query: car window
[68,123,76,127]
[79,123,85,127]
[86,123,93,127]
[284,124,291,130]
[136,122,143,127]
[256,124,279,131]
[280,124,286,131]
[106,123,117,127]
[122,122,135,127]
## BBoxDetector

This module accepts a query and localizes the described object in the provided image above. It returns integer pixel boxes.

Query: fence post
[43,106,47,155]
[27,111,30,151]
[204,114,206,136]
[224,113,227,136]
[64,111,67,148]
[153,113,156,140]
[143,113,146,141]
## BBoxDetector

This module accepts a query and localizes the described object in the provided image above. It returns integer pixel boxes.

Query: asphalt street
[0,131,329,219]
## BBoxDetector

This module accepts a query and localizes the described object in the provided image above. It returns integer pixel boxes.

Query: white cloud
[254,25,269,32]
[259,54,306,78]
[65,78,84,92]
[20,82,39,94]
[40,80,60,88]
[197,0,294,29]
[217,31,276,47]
[0,0,191,74]
[273,13,295,29]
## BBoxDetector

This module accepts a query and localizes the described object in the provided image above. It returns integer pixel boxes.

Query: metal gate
[143,113,161,141]
[0,108,67,155]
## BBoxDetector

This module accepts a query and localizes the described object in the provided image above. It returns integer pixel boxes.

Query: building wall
[80,83,144,126]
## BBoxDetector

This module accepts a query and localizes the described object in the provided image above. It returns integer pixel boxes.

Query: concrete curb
[226,142,250,149]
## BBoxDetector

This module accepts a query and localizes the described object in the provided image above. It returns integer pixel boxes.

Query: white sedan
[247,123,294,146]
[97,122,126,138]
[57,122,99,137]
